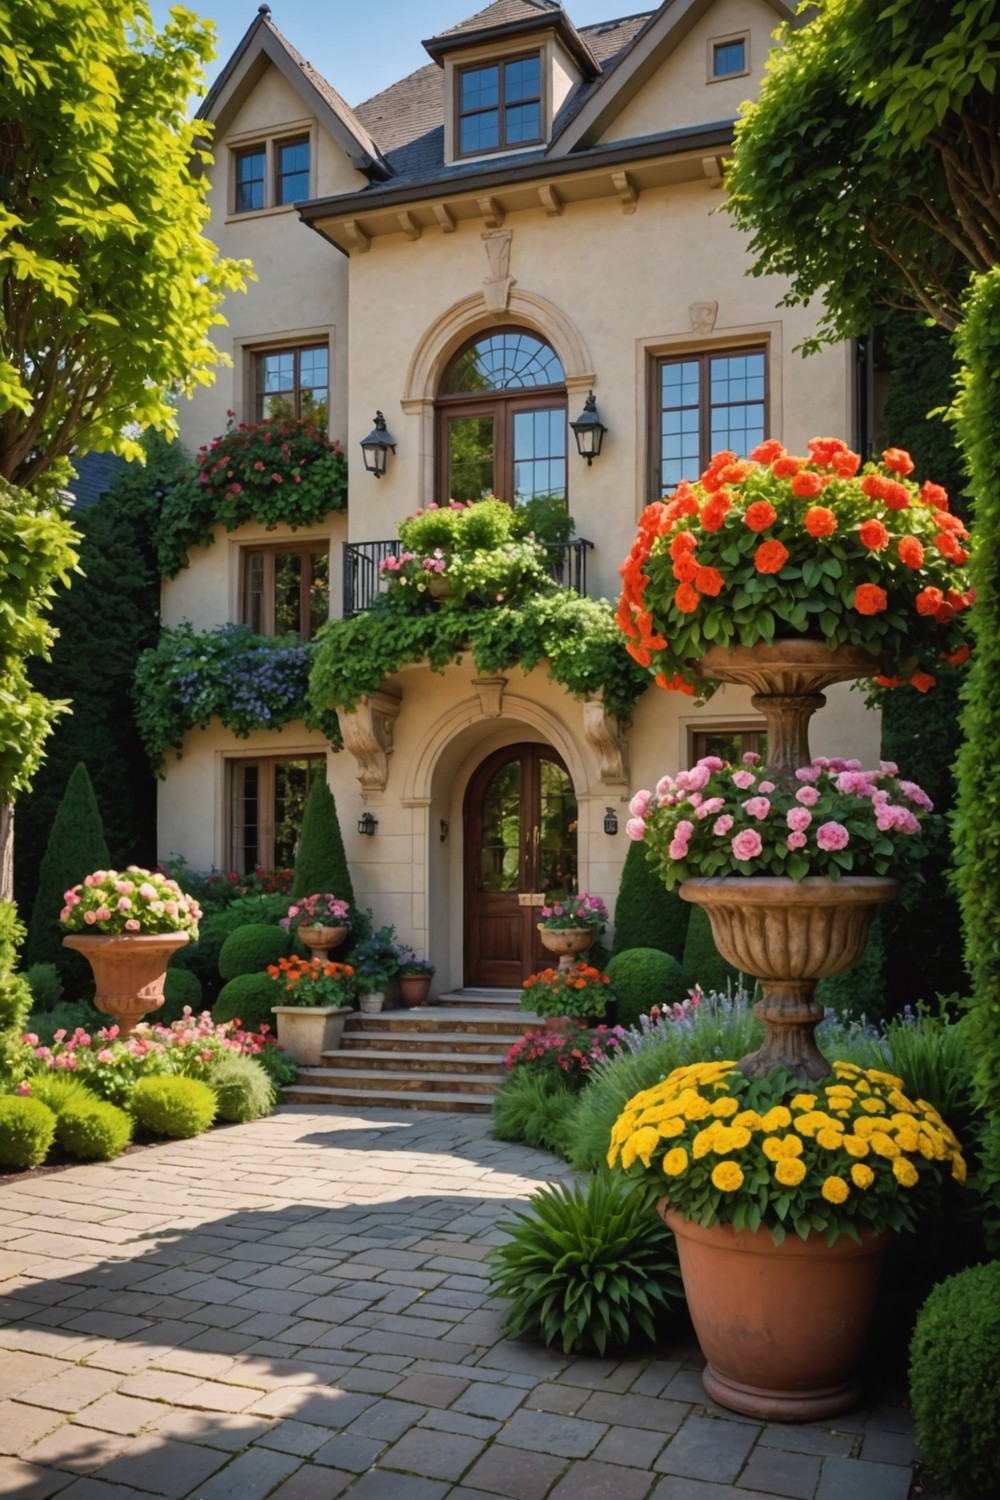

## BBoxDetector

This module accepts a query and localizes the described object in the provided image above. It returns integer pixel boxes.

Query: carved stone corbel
[482,227,514,310]
[583,696,629,784]
[339,690,402,793]
[472,677,507,718]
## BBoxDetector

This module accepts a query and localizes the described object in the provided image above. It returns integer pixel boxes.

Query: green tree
[291,779,356,907]
[0,1,247,896]
[0,480,78,894]
[14,434,186,914]
[725,0,1000,344]
[26,762,110,999]
[0,0,248,494]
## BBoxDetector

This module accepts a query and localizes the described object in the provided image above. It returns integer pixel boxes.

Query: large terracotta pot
[538,926,594,972]
[297,923,348,962]
[660,1203,889,1422]
[271,1004,352,1066]
[681,876,897,1079]
[62,932,190,1035]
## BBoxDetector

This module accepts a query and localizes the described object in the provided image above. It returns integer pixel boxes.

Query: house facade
[162,0,880,989]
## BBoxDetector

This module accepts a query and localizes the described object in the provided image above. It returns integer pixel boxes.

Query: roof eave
[422,12,600,78]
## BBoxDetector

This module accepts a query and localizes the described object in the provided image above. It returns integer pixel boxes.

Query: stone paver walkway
[0,1107,918,1500]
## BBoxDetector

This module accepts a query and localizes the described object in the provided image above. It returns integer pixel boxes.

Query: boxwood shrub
[130,1075,217,1138]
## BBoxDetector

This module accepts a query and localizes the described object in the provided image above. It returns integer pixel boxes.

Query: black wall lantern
[604,806,619,835]
[358,810,379,837]
[571,390,606,465]
[360,411,396,478]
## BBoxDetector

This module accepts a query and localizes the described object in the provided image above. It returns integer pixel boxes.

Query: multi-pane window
[691,725,767,765]
[276,138,310,204]
[233,137,310,213]
[255,344,328,428]
[655,348,766,494]
[711,35,748,78]
[242,543,330,640]
[229,756,325,874]
[235,147,266,213]
[437,330,566,507]
[457,53,542,155]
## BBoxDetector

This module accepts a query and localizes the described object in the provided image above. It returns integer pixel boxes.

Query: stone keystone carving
[339,690,402,793]
[689,301,719,333]
[472,677,507,717]
[482,228,515,310]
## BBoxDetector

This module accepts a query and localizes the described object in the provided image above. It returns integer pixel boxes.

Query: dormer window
[457,53,542,156]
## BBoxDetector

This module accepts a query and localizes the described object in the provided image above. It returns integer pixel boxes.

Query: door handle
[517,893,546,907]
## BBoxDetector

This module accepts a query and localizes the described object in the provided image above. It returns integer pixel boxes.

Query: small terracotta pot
[543,1014,588,1032]
[399,974,433,1006]
[62,932,190,1035]
[660,1202,888,1422]
[538,926,594,972]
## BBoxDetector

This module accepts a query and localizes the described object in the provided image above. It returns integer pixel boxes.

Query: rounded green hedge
[218,923,291,983]
[57,1099,134,1160]
[0,1096,56,1168]
[213,973,280,1032]
[158,967,204,1026]
[605,947,686,1029]
[24,1074,99,1115]
[206,1052,276,1122]
[909,1260,1000,1498]
[130,1075,217,1139]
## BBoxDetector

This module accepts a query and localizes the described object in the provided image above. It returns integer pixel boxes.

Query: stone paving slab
[0,1106,920,1500]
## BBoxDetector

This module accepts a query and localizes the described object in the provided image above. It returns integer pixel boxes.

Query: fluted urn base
[62,932,190,1036]
[538,926,595,972]
[680,877,898,1079]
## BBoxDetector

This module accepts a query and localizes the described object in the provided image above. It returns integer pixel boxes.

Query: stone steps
[284,989,535,1113]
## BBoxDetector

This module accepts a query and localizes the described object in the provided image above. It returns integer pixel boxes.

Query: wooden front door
[464,744,578,987]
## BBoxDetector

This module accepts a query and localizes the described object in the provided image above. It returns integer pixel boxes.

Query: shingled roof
[354,9,654,187]
[426,0,565,42]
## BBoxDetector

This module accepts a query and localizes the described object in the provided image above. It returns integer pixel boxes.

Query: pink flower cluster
[625,751,932,889]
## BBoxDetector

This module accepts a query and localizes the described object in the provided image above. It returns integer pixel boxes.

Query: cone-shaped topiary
[681,904,741,995]
[26,762,110,999]
[291,778,354,906]
[605,947,686,1029]
[611,840,691,958]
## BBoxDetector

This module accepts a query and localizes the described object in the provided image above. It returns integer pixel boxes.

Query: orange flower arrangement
[266,955,356,1008]
[618,437,973,697]
[519,963,616,1022]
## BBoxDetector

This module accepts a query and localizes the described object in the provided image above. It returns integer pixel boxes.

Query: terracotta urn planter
[660,1203,889,1422]
[681,875,898,1079]
[62,932,190,1035]
[538,926,594,972]
[399,974,433,1006]
[297,923,348,962]
[271,1004,352,1066]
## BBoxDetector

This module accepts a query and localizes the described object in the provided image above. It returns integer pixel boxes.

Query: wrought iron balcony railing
[342,538,594,618]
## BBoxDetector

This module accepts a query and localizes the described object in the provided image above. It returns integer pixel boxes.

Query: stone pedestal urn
[297,924,348,963]
[538,927,594,972]
[271,1005,351,1066]
[688,639,896,1080]
[62,932,190,1035]
[680,876,898,1079]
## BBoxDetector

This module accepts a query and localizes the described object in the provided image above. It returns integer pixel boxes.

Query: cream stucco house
[162,0,881,990]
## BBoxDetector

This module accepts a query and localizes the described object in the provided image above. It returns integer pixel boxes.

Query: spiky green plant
[487,1173,683,1355]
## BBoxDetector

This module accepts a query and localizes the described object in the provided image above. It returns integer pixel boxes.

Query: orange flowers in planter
[617,437,973,698]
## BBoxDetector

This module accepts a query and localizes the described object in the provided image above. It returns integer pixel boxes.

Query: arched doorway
[463,743,578,987]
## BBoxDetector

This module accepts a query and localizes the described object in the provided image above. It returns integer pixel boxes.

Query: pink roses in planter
[628,753,933,890]
[60,868,201,937]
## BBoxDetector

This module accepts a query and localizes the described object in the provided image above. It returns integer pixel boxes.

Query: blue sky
[149,1,645,107]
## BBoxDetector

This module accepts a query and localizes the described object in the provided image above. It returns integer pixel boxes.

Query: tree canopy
[0,0,248,495]
[725,0,1000,344]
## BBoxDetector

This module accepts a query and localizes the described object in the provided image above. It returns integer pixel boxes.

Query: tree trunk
[0,802,13,903]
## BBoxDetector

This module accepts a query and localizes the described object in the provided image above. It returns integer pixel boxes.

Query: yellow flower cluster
[607,1058,966,1230]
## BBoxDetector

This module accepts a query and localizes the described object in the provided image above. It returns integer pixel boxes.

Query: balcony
[342,538,594,618]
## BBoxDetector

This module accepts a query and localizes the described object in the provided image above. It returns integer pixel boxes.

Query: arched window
[436,329,567,506]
